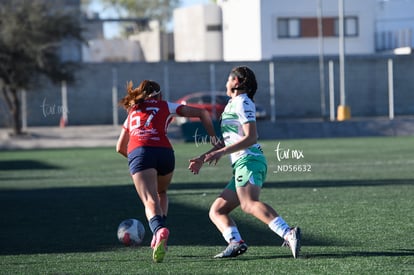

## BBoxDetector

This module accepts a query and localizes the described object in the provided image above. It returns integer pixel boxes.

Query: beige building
[173,4,223,61]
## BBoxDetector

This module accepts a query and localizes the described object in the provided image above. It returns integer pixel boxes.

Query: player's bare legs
[237,182,301,258]
[152,173,173,263]
[157,172,173,217]
[151,173,172,249]
[209,188,239,232]
[209,184,279,232]
[236,182,279,224]
[209,189,248,258]
[132,169,162,219]
[210,182,300,258]
[132,169,170,262]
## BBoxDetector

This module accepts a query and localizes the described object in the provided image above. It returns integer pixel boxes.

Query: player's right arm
[188,141,224,174]
[116,127,129,158]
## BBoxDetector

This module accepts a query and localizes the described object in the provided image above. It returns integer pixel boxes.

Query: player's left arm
[225,121,257,154]
[176,105,217,143]
[204,121,257,165]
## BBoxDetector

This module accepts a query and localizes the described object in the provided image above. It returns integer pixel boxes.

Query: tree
[100,0,180,31]
[0,0,84,135]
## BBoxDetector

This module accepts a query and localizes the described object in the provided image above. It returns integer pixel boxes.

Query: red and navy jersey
[123,99,183,153]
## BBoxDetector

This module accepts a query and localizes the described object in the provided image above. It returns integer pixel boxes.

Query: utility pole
[317,0,326,119]
[337,0,351,121]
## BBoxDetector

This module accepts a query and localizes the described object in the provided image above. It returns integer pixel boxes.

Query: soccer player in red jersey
[116,80,217,263]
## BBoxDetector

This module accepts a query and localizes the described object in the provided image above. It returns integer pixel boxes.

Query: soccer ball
[117,218,145,246]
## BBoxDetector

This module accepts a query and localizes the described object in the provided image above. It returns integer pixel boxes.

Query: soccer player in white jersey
[189,66,301,259]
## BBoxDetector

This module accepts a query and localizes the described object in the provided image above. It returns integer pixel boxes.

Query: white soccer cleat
[214,240,248,258]
[282,227,301,258]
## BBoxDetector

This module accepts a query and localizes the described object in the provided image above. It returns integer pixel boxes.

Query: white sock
[222,226,242,243]
[268,216,290,239]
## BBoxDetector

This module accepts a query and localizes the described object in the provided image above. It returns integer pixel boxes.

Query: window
[277,16,358,38]
[278,18,300,38]
[334,17,358,36]
[345,17,358,36]
[206,24,222,32]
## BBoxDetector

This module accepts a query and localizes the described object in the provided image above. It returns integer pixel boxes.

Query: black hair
[230,66,257,100]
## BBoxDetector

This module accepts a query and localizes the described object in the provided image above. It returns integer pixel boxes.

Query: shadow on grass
[0,160,61,170]
[306,250,414,259]
[0,178,411,255]
[0,183,334,256]
[171,179,414,190]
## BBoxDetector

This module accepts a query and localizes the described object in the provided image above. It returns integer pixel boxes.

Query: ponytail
[230,66,257,100]
[119,80,161,110]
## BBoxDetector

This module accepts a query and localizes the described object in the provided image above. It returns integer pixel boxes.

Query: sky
[181,0,211,7]
[88,0,212,38]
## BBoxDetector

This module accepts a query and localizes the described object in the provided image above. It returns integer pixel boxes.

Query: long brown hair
[119,80,161,110]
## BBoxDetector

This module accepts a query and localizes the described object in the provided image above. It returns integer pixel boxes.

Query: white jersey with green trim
[220,93,264,164]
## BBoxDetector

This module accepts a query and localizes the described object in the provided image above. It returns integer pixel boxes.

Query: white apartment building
[220,0,377,60]
[174,0,414,61]
[376,0,414,51]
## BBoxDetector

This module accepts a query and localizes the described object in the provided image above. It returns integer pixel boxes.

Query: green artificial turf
[0,136,413,274]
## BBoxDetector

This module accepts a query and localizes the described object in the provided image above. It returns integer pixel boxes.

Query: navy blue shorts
[128,147,175,176]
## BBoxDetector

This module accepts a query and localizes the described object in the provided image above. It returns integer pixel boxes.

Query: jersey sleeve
[122,117,129,132]
[167,102,182,115]
[237,98,256,124]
